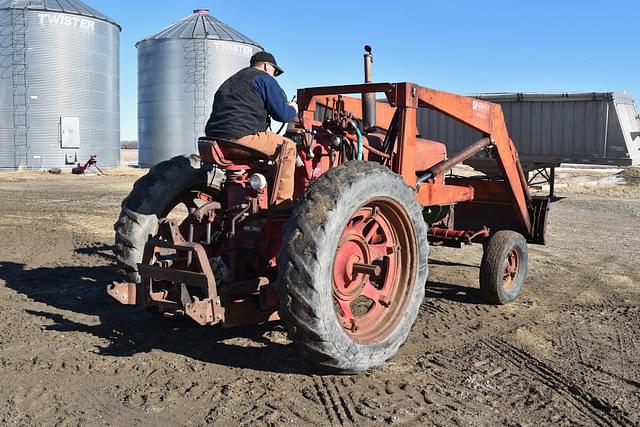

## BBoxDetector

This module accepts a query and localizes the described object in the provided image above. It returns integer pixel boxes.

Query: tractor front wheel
[479,230,528,304]
[277,161,429,373]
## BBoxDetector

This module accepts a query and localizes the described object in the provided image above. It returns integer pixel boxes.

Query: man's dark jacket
[205,67,296,140]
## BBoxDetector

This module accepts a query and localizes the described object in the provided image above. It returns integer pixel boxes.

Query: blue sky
[91,0,640,140]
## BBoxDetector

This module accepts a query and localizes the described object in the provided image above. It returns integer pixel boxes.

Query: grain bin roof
[0,0,120,29]
[136,8,262,49]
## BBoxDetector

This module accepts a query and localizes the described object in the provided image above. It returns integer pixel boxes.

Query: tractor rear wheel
[479,230,528,304]
[113,154,223,283]
[277,161,429,373]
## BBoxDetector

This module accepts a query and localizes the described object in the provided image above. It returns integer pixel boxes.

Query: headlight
[249,173,267,192]
[330,135,342,148]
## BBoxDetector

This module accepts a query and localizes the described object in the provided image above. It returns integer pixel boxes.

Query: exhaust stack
[362,45,376,131]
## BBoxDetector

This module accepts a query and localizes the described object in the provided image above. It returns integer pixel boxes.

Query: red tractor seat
[198,137,270,166]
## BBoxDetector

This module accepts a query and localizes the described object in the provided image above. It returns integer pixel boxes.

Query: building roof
[136,9,262,48]
[0,0,120,29]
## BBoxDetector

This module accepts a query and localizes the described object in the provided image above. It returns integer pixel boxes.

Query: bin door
[60,116,80,149]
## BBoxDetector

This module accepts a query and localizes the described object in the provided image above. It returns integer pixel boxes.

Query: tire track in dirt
[80,387,149,424]
[313,376,356,426]
[420,296,538,355]
[593,305,640,389]
[606,298,640,390]
[555,328,589,385]
[577,263,640,391]
[302,370,435,426]
[482,338,635,426]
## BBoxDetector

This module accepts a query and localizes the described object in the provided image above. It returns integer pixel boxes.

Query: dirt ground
[0,167,639,426]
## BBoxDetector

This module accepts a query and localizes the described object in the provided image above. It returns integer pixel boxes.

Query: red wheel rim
[502,248,519,291]
[332,198,417,344]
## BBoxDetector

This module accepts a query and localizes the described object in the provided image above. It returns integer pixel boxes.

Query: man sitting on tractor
[204,51,298,207]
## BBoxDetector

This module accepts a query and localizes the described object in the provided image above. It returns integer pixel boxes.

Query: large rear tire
[277,161,429,373]
[113,154,223,283]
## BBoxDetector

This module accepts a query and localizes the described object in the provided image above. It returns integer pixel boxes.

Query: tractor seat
[198,136,269,165]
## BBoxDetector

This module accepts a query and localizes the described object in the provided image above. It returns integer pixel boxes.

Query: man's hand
[288,101,298,113]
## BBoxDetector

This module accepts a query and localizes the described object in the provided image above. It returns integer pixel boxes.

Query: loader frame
[297,82,548,243]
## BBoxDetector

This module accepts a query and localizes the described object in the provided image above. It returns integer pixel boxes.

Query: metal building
[137,9,263,167]
[417,92,640,171]
[0,0,120,170]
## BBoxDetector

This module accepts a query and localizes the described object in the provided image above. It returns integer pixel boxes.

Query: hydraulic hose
[351,121,363,160]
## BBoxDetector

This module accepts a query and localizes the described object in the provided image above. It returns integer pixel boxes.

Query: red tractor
[109,78,548,373]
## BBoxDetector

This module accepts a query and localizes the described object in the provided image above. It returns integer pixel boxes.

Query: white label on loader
[472,100,491,113]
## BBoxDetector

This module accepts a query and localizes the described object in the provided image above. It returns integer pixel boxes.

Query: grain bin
[0,0,120,170]
[136,9,262,167]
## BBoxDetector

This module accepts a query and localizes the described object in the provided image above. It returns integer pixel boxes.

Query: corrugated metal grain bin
[418,92,640,171]
[137,9,262,167]
[0,0,120,170]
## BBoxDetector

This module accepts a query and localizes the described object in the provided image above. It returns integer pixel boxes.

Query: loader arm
[411,85,532,234]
